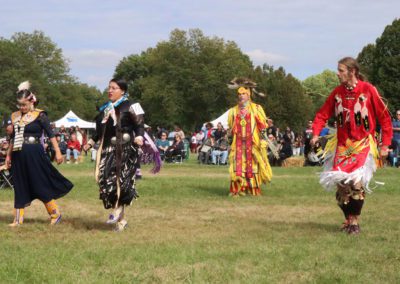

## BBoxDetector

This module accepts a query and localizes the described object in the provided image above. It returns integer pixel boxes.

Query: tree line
[0,31,100,123]
[1,18,398,135]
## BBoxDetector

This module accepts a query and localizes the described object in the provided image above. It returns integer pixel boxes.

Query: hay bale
[281,156,305,167]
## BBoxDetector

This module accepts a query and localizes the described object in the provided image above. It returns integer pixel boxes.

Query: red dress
[312,80,392,191]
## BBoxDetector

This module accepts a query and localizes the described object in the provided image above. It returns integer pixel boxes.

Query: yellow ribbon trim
[228,103,272,186]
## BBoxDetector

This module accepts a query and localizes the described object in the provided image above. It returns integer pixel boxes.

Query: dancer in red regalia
[311,57,392,234]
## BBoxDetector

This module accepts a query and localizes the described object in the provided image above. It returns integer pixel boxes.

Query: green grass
[0,155,399,283]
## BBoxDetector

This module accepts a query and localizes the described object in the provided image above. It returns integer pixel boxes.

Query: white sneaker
[106,206,124,224]
[66,161,71,164]
[74,161,79,164]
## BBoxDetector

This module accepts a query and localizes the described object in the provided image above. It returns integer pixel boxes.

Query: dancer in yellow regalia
[227,78,272,196]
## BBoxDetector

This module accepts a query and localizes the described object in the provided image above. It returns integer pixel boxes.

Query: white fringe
[319,153,377,193]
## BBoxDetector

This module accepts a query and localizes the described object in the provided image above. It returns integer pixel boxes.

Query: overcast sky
[1,0,399,90]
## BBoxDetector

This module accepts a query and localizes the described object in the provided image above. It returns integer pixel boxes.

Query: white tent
[53,110,96,129]
[209,109,230,129]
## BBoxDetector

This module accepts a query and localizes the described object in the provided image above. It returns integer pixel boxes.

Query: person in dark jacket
[84,78,145,231]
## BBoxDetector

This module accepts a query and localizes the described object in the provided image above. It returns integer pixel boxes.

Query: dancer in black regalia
[84,78,160,231]
[6,81,73,226]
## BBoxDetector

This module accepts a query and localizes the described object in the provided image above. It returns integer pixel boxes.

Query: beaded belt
[110,133,131,145]
[23,136,40,144]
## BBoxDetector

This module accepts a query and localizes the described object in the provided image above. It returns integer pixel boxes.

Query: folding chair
[0,165,13,190]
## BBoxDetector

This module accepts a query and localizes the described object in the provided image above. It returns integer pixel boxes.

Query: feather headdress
[16,80,37,104]
[227,77,266,97]
[17,81,31,92]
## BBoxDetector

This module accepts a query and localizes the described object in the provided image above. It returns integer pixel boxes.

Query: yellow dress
[228,102,272,195]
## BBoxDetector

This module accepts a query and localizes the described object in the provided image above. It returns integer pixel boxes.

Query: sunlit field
[0,155,399,283]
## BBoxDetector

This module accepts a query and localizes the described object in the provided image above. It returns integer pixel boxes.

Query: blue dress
[11,111,73,208]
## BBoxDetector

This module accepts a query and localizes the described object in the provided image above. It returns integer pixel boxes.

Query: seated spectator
[156,126,167,139]
[195,130,204,151]
[278,134,293,165]
[306,141,323,166]
[267,134,279,166]
[198,137,213,164]
[49,134,67,161]
[58,125,68,142]
[56,134,67,155]
[0,140,9,165]
[293,135,302,156]
[66,133,81,164]
[165,134,184,162]
[167,129,176,143]
[90,141,100,162]
[211,134,229,165]
[4,118,14,137]
[156,132,169,160]
[174,125,185,140]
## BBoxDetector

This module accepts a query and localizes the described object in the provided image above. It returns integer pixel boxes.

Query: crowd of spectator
[154,125,187,163]
[2,109,399,169]
[47,125,87,164]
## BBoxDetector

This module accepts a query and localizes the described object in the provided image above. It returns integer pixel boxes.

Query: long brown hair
[338,57,366,81]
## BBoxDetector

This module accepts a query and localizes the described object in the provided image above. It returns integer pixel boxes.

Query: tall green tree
[0,31,100,123]
[0,38,47,117]
[358,18,400,112]
[302,69,339,113]
[357,43,376,81]
[253,64,313,133]
[373,19,400,111]
[114,53,148,101]
[115,29,253,130]
[11,31,70,84]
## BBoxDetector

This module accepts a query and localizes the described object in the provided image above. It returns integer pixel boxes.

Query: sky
[1,0,399,90]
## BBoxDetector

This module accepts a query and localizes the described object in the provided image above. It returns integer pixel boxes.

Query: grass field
[0,155,399,283]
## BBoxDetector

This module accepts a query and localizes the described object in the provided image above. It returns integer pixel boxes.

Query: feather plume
[227,77,257,89]
[227,77,267,97]
[17,81,31,91]
[253,89,266,97]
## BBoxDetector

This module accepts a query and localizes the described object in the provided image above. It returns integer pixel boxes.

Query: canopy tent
[53,110,96,129]
[208,109,230,129]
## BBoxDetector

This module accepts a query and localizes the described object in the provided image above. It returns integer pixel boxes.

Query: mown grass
[0,155,399,283]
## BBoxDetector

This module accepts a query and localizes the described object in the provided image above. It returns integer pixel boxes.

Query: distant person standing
[212,122,226,141]
[267,119,277,138]
[303,120,314,157]
[190,132,198,153]
[392,110,400,159]
[311,57,392,235]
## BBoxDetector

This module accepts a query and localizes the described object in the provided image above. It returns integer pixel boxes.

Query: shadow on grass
[63,217,112,231]
[293,221,339,232]
[192,184,229,197]
[0,213,12,224]
[0,214,54,225]
[258,219,340,233]
[0,213,112,231]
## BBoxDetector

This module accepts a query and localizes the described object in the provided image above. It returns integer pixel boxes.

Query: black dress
[92,100,144,209]
[11,111,73,208]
